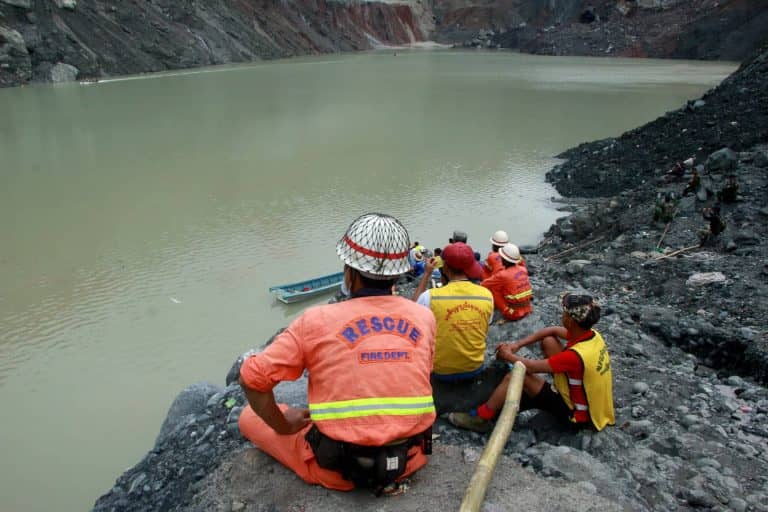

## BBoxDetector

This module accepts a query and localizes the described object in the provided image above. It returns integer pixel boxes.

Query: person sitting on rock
[482,230,509,279]
[664,161,686,182]
[449,230,468,244]
[431,247,444,279]
[448,293,615,434]
[412,242,492,383]
[653,192,678,223]
[239,213,436,494]
[682,168,701,196]
[480,243,533,323]
[698,205,726,246]
[718,174,739,203]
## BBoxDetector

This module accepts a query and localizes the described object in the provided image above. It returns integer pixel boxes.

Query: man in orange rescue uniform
[482,230,509,279]
[239,213,436,494]
[481,242,533,322]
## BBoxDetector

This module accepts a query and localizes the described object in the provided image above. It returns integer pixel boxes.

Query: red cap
[442,242,484,280]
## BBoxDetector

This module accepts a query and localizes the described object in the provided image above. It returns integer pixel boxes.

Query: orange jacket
[240,295,436,445]
[481,264,533,320]
[482,251,504,279]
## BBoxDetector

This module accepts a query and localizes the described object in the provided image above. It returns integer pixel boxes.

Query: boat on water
[269,271,344,304]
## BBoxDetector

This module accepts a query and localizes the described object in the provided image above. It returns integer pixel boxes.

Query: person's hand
[425,257,438,274]
[279,407,311,434]
[496,343,520,362]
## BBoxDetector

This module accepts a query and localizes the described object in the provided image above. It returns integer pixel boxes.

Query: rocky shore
[93,44,768,512]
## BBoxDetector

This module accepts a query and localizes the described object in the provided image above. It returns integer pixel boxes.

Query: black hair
[434,248,442,255]
[359,274,397,290]
[562,294,601,329]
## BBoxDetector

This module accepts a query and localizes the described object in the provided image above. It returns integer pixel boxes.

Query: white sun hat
[499,243,522,263]
[490,230,509,245]
[336,213,411,279]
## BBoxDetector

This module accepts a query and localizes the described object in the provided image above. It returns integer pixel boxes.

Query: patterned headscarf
[561,292,601,327]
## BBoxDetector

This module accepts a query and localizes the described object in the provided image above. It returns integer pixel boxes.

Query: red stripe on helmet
[343,236,409,260]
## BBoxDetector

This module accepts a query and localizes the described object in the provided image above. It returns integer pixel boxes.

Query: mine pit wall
[0,0,427,87]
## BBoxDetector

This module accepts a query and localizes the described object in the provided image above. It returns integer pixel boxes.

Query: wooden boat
[269,271,344,304]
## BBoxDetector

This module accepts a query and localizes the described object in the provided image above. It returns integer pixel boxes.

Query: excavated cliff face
[1,1,767,87]
[436,0,768,61]
[0,0,427,87]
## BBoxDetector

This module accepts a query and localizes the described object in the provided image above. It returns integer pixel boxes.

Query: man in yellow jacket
[412,242,493,383]
[449,293,614,433]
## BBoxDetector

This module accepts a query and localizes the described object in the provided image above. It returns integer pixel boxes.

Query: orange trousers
[238,404,429,491]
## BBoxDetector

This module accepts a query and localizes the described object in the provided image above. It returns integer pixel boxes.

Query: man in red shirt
[448,293,614,433]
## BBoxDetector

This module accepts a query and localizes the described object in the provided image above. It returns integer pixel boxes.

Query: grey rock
[686,272,726,286]
[686,488,716,507]
[734,230,760,246]
[231,501,245,512]
[632,382,649,394]
[50,62,79,82]
[729,497,748,512]
[706,147,738,171]
[754,150,768,168]
[680,414,700,428]
[155,382,223,448]
[53,0,76,9]
[627,420,653,437]
[693,99,706,109]
[225,349,259,386]
[1,0,32,8]
[128,473,147,495]
[0,26,31,87]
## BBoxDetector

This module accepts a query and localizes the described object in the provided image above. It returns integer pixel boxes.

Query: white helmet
[499,243,521,263]
[336,213,411,279]
[490,230,509,246]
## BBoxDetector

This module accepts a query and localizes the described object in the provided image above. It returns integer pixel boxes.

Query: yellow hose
[459,361,526,512]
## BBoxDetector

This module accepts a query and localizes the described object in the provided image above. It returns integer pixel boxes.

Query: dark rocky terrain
[0,0,431,87]
[2,0,768,88]
[93,44,768,512]
[448,0,768,60]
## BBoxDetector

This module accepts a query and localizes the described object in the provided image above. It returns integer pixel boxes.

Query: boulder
[733,230,760,246]
[0,25,31,87]
[753,150,768,168]
[706,148,738,172]
[53,0,75,9]
[1,0,32,8]
[686,272,726,286]
[50,62,79,82]
[155,382,222,447]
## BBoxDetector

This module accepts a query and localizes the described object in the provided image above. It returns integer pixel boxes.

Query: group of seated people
[237,214,614,496]
[406,228,612,435]
[409,228,533,324]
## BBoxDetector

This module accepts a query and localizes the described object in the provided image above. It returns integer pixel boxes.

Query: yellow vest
[429,280,493,375]
[553,330,615,431]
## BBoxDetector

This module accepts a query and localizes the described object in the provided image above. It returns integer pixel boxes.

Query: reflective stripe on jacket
[428,280,493,375]
[553,330,615,431]
[240,295,436,445]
